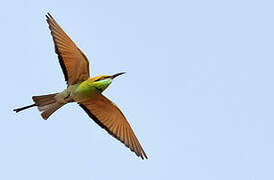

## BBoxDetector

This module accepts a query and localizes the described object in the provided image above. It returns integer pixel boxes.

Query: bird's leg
[64,93,70,99]
[64,93,74,103]
[55,88,74,104]
[64,88,74,103]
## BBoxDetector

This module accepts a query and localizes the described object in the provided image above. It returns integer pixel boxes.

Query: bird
[13,13,147,159]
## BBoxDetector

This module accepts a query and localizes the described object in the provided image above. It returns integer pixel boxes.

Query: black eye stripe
[95,77,107,82]
[94,76,111,82]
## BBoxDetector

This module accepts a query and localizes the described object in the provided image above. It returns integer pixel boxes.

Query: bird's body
[56,77,111,104]
[14,13,147,159]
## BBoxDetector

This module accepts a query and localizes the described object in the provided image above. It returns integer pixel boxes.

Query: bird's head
[91,72,126,92]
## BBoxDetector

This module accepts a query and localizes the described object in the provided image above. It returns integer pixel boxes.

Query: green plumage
[70,78,113,102]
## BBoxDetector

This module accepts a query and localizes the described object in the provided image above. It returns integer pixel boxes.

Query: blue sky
[1,0,274,179]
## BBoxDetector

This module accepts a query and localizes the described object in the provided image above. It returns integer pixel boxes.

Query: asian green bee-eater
[13,13,147,159]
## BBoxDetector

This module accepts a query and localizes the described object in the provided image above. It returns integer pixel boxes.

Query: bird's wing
[46,13,90,85]
[79,94,147,159]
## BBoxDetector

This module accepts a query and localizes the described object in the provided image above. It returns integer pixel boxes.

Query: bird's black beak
[111,72,126,79]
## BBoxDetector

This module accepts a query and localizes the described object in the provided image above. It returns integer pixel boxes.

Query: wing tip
[46,12,52,18]
[142,152,148,160]
[139,150,148,160]
[136,147,148,160]
[45,12,55,24]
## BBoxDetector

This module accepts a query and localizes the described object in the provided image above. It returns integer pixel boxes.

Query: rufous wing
[46,13,90,85]
[79,94,147,159]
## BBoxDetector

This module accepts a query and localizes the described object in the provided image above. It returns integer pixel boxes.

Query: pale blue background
[1,0,274,179]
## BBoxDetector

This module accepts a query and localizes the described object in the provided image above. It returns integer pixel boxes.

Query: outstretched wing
[79,94,147,159]
[46,13,90,85]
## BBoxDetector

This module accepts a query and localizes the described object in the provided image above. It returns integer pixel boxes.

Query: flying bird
[13,13,147,159]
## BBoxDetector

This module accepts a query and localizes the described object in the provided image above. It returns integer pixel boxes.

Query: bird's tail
[13,104,36,113]
[13,93,65,120]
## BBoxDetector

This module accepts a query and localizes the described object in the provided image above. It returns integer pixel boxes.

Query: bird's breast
[70,81,101,102]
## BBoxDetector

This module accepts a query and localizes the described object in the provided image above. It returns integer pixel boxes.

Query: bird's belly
[71,84,101,102]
